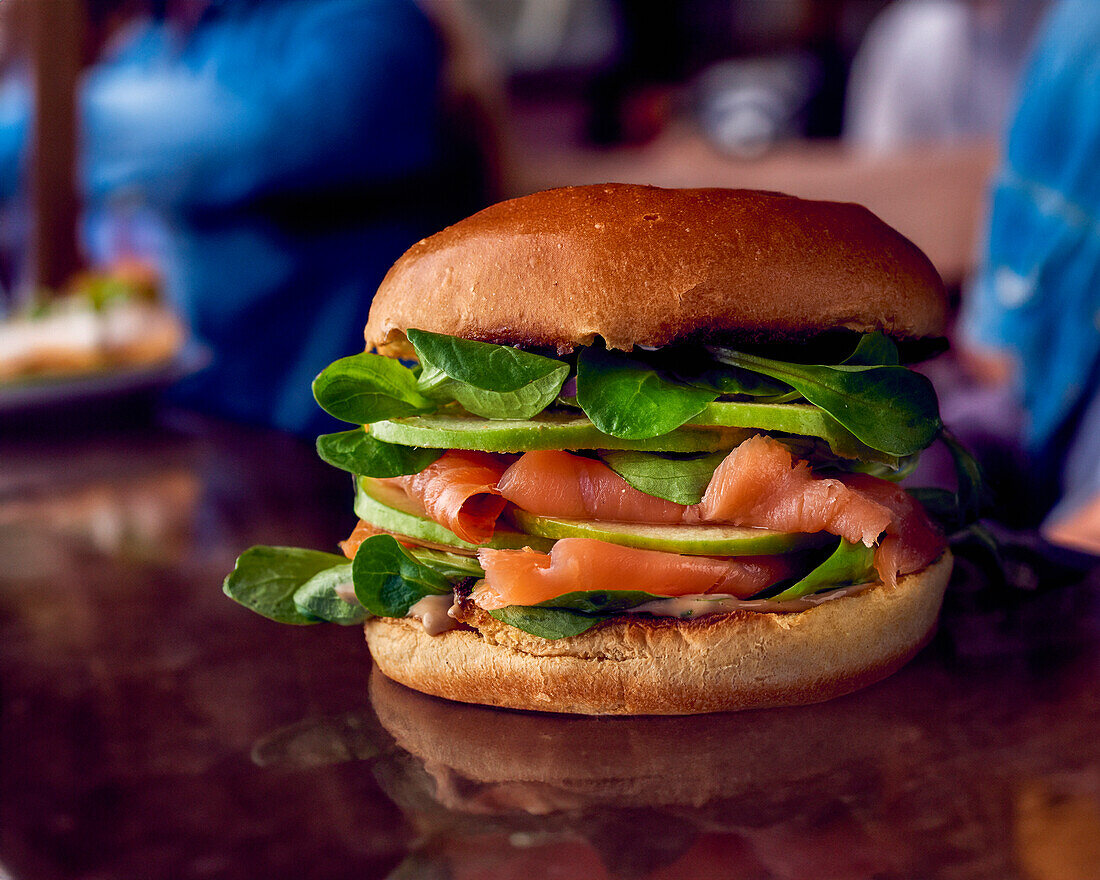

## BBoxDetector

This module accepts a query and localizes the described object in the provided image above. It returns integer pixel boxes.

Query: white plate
[0,341,211,415]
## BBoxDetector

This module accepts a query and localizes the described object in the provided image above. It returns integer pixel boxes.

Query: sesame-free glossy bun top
[365,184,948,354]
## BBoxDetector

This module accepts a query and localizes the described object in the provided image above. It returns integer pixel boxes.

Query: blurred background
[4,0,1100,540]
[5,4,1100,879]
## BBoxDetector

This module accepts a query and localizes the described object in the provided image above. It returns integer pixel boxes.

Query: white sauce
[334,584,358,605]
[408,593,460,635]
[405,583,876,638]
[624,582,875,618]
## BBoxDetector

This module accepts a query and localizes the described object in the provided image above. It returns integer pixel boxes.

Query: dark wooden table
[2,408,1099,879]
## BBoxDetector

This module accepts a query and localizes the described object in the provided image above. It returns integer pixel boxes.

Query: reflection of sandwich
[226,184,963,715]
[368,669,886,813]
[251,671,919,879]
[251,653,1099,880]
[0,259,183,382]
[362,671,920,879]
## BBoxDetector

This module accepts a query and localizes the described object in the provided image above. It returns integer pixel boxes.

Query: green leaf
[844,332,900,366]
[313,352,435,425]
[711,348,941,456]
[598,449,727,504]
[907,488,960,525]
[488,605,601,639]
[837,452,921,482]
[942,429,988,523]
[771,540,876,602]
[408,546,485,579]
[533,590,664,614]
[407,329,569,420]
[413,362,455,400]
[489,586,698,639]
[351,534,453,617]
[576,346,718,439]
[430,371,570,420]
[223,546,349,624]
[686,363,792,398]
[316,429,442,477]
[292,564,369,625]
[909,430,988,532]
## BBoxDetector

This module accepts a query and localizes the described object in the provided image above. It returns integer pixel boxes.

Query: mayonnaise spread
[624,582,874,617]
[407,582,875,636]
[408,594,460,635]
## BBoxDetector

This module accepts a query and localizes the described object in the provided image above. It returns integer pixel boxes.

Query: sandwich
[225,183,964,715]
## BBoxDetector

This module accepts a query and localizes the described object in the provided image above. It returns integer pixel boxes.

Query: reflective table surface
[2,410,1100,880]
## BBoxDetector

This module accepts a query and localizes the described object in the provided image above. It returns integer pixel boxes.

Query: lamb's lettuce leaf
[709,347,941,456]
[405,545,484,579]
[223,546,351,624]
[844,331,900,366]
[488,606,601,639]
[942,429,987,523]
[684,363,792,398]
[529,590,663,614]
[351,534,454,617]
[292,563,369,625]
[598,449,727,504]
[315,429,441,477]
[407,329,569,420]
[576,346,718,439]
[770,539,876,602]
[313,352,435,425]
[909,429,988,531]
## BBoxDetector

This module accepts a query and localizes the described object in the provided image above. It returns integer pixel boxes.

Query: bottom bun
[364,551,953,715]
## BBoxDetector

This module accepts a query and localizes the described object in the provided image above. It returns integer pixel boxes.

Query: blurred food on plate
[0,258,183,383]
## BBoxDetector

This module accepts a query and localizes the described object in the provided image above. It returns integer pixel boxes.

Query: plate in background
[0,340,211,417]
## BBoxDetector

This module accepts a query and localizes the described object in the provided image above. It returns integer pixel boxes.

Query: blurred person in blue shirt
[958,0,1100,549]
[1,0,494,435]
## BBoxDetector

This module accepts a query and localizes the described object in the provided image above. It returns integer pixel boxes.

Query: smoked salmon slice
[498,449,685,523]
[474,538,793,610]
[694,435,894,546]
[340,519,379,559]
[375,438,943,590]
[494,437,943,585]
[383,450,510,544]
[498,442,894,545]
[842,473,946,587]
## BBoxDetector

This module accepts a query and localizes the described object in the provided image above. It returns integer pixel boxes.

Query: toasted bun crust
[365,184,947,355]
[364,551,952,715]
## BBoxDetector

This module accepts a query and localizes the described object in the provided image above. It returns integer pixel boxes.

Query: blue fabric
[0,0,448,434]
[961,0,1100,466]
[0,72,28,203]
[83,0,441,210]
[85,0,446,435]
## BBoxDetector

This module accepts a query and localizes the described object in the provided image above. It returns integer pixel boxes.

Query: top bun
[365,184,947,354]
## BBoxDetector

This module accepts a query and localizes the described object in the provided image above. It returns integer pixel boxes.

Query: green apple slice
[510,509,828,556]
[354,477,553,552]
[369,412,749,453]
[369,406,892,463]
[691,402,894,463]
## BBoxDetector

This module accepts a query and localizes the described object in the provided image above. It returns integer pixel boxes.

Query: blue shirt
[960,0,1100,471]
[3,0,451,435]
